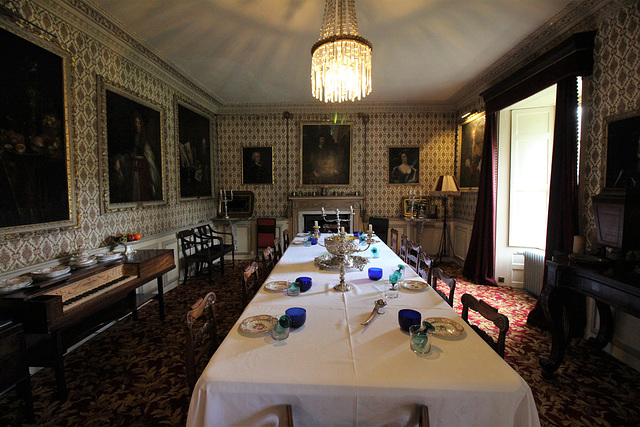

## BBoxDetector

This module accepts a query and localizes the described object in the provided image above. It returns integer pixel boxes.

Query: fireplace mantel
[289,196,364,233]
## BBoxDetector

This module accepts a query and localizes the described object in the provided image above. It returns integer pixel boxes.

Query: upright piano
[0,249,175,397]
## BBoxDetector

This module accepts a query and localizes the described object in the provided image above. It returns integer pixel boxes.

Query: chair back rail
[389,228,399,254]
[406,240,421,271]
[461,293,509,358]
[242,261,260,307]
[417,251,433,283]
[430,267,455,307]
[399,233,409,262]
[185,292,219,391]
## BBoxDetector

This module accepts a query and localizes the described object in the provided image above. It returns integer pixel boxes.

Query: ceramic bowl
[368,267,383,281]
[398,309,421,332]
[285,307,307,328]
[296,276,313,292]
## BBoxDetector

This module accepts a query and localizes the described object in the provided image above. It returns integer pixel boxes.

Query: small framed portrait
[242,147,273,184]
[604,110,640,189]
[388,147,419,184]
[177,101,213,199]
[301,123,351,186]
[457,113,485,189]
[98,78,166,212]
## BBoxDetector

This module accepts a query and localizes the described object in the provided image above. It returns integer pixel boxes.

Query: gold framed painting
[301,123,351,186]
[176,98,213,200]
[457,113,485,190]
[0,21,78,241]
[98,77,166,213]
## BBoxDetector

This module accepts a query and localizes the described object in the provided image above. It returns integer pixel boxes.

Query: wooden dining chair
[185,292,219,391]
[461,293,510,358]
[419,404,430,427]
[282,229,290,251]
[273,237,282,263]
[260,246,275,282]
[406,240,421,272]
[197,223,235,267]
[399,233,409,262]
[389,228,399,254]
[255,217,277,259]
[286,404,295,426]
[241,261,260,307]
[430,267,456,307]
[177,229,226,286]
[417,251,433,283]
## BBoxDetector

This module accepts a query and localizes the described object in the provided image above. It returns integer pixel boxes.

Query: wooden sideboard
[539,257,640,378]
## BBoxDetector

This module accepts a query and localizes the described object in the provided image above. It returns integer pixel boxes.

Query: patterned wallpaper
[1,0,636,273]
[218,111,456,219]
[583,0,640,247]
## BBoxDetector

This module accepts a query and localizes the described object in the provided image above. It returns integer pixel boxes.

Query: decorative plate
[426,317,465,337]
[239,315,275,334]
[264,281,289,292]
[96,251,123,262]
[31,265,71,280]
[0,276,33,294]
[68,257,97,267]
[401,280,429,291]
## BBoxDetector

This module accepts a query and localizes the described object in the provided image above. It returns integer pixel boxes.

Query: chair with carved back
[461,293,510,358]
[406,240,421,272]
[282,229,290,251]
[417,251,433,284]
[399,233,409,262]
[242,261,260,307]
[273,237,282,263]
[197,223,235,267]
[177,229,225,286]
[260,246,275,283]
[419,404,430,427]
[255,218,277,260]
[430,267,456,307]
[389,228,399,255]
[185,292,219,391]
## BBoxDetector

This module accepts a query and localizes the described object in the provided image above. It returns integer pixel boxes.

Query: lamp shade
[431,175,461,196]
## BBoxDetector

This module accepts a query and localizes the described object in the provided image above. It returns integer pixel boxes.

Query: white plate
[239,315,275,334]
[96,252,123,262]
[426,317,465,336]
[401,280,429,292]
[69,257,97,267]
[0,276,33,294]
[31,265,71,280]
[264,281,289,292]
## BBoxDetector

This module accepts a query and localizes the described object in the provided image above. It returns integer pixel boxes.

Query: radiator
[523,249,545,296]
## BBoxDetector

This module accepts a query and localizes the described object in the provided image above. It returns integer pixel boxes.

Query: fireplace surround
[289,196,364,234]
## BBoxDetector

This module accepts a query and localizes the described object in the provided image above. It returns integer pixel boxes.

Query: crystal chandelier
[311,0,372,103]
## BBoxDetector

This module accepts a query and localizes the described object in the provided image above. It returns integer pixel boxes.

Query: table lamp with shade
[430,175,461,264]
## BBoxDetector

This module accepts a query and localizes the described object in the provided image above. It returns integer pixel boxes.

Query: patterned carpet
[1,261,639,426]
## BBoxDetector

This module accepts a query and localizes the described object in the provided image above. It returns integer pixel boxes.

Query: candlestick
[314,221,318,227]
[369,224,373,232]
[341,227,345,233]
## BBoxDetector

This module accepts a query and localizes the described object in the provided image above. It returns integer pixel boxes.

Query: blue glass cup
[311,237,318,245]
[285,307,307,328]
[367,267,383,281]
[296,276,313,292]
[398,309,421,332]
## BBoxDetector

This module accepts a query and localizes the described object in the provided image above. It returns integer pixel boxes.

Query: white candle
[369,224,373,232]
[341,227,345,233]
[220,189,222,198]
[314,221,318,227]
[230,190,233,198]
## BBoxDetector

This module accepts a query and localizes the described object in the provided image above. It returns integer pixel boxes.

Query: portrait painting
[605,110,640,190]
[0,23,77,240]
[242,147,272,184]
[99,80,165,212]
[458,113,485,189]
[388,147,420,184]
[301,123,351,186]
[177,102,213,199]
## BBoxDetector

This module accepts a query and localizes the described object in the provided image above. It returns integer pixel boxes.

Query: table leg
[587,300,613,352]
[157,275,165,321]
[539,284,567,379]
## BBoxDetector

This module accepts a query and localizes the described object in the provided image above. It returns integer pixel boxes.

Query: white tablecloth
[187,236,540,426]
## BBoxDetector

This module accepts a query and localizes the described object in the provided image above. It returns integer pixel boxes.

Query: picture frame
[216,190,255,218]
[242,147,273,184]
[0,22,78,241]
[301,123,351,186]
[98,77,166,212]
[457,113,485,189]
[176,100,213,200]
[604,109,640,190]
[401,197,435,218]
[388,147,420,184]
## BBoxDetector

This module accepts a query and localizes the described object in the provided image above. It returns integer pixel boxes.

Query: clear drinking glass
[409,324,431,354]
[384,272,399,299]
[287,280,300,296]
[271,315,291,340]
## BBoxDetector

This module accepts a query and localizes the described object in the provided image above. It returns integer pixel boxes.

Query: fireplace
[289,196,364,234]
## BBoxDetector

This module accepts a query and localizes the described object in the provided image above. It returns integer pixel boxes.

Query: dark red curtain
[462,113,498,286]
[526,76,580,328]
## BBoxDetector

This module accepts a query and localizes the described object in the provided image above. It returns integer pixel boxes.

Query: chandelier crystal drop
[311,0,372,103]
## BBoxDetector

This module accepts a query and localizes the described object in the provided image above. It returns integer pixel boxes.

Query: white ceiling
[92,0,575,105]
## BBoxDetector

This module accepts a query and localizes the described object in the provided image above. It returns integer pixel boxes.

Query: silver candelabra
[220,189,233,219]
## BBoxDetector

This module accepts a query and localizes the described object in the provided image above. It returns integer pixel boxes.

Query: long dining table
[187,233,541,426]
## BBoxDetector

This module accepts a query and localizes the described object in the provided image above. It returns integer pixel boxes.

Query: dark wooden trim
[481,31,596,114]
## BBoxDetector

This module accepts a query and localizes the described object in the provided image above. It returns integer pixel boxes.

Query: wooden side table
[0,320,34,422]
